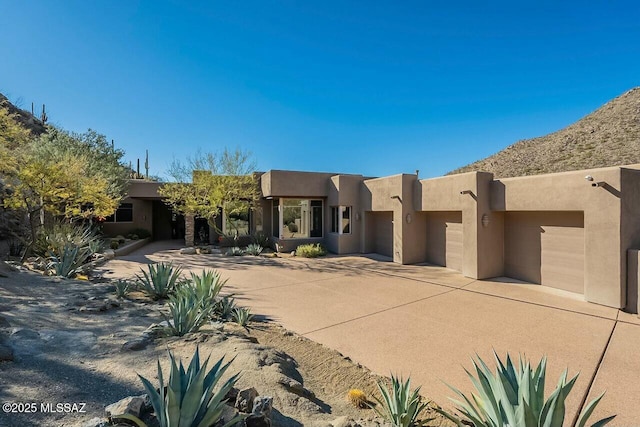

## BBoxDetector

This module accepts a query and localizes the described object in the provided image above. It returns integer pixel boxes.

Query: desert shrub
[8,238,25,257]
[437,352,615,427]
[231,307,254,327]
[371,374,430,427]
[136,262,182,300]
[347,389,368,408]
[127,233,139,240]
[32,220,100,259]
[295,243,326,258]
[245,243,263,256]
[226,246,244,256]
[213,295,237,321]
[117,348,244,427]
[287,222,298,232]
[114,279,131,299]
[251,231,269,247]
[47,244,92,278]
[110,240,120,250]
[163,285,213,337]
[127,228,151,239]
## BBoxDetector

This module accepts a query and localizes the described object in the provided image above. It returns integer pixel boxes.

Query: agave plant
[190,269,227,309]
[245,243,263,256]
[114,279,132,299]
[47,244,92,278]
[136,262,182,300]
[370,374,431,427]
[163,286,213,337]
[438,352,615,427]
[33,220,100,258]
[118,348,245,427]
[231,307,254,327]
[213,296,237,321]
[226,246,244,256]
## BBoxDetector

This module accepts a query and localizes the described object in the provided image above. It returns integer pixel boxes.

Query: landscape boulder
[180,247,197,255]
[105,394,150,419]
[245,396,273,427]
[235,387,259,413]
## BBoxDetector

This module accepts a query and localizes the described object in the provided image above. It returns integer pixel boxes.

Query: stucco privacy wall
[492,167,624,308]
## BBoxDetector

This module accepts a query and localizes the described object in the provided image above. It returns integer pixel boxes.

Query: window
[331,206,351,234]
[223,202,250,236]
[105,203,133,223]
[254,206,263,232]
[275,199,323,239]
[272,198,279,238]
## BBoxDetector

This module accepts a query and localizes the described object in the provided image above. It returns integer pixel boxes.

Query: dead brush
[346,388,369,408]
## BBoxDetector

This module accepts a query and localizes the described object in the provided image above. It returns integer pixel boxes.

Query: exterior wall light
[406,213,412,224]
[481,214,490,228]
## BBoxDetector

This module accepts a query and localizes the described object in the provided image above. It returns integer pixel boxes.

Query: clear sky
[1,1,639,180]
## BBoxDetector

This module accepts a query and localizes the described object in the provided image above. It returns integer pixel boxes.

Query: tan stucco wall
[101,197,153,237]
[492,167,624,308]
[415,172,501,278]
[126,180,163,199]
[362,175,405,262]
[628,250,640,315]
[261,170,337,198]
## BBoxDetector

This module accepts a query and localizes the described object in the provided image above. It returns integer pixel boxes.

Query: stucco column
[185,215,195,247]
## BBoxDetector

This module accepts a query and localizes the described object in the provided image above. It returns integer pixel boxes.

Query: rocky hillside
[0,92,47,136]
[449,87,640,178]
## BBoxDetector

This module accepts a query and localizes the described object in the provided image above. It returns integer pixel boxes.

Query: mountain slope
[449,87,640,178]
[0,93,47,136]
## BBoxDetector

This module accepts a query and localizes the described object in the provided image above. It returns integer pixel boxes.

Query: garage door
[505,212,584,294]
[425,211,463,272]
[366,211,394,257]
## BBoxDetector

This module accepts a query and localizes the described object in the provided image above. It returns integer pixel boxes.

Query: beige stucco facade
[118,164,640,312]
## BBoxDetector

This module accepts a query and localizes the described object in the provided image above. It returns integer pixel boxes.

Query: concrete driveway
[99,241,640,426]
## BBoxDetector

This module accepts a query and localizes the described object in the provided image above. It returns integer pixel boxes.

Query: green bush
[295,243,326,258]
[437,352,615,427]
[287,222,298,232]
[136,262,182,300]
[371,374,431,427]
[110,240,120,250]
[127,228,151,239]
[117,348,244,427]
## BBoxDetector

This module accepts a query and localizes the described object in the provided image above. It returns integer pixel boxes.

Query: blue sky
[1,1,639,179]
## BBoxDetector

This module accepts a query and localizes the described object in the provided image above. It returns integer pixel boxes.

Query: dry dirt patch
[0,261,450,427]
